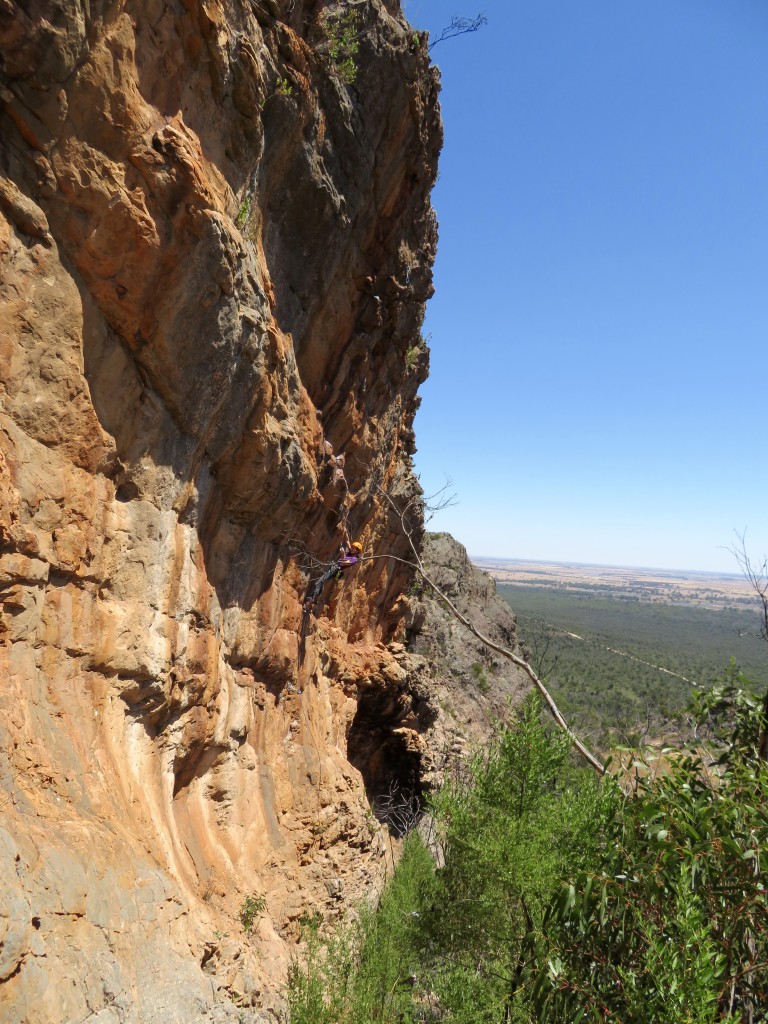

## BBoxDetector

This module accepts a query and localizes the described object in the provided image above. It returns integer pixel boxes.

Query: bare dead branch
[520,616,560,682]
[728,530,768,763]
[374,486,606,775]
[729,529,768,644]
[428,14,488,51]
[615,703,655,750]
[373,780,423,837]
[423,479,458,518]
[282,538,337,574]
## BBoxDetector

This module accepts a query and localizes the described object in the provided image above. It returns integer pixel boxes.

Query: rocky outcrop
[0,1,440,1020]
[406,533,529,769]
[342,533,530,828]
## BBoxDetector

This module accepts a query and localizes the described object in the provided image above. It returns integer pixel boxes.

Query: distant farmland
[478,559,766,750]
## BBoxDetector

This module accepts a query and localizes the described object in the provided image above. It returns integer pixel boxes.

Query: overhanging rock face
[0,1,441,1019]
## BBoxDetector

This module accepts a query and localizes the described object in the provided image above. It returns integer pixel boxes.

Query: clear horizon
[407,0,768,576]
[469,552,745,578]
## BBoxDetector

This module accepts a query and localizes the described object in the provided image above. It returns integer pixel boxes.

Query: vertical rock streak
[0,1,441,1019]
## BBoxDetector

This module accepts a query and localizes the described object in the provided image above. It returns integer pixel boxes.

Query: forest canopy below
[499,583,767,750]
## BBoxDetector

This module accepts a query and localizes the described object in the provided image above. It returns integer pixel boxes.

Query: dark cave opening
[346,685,426,835]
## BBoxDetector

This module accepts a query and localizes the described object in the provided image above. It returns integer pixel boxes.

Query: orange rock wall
[0,1,441,1019]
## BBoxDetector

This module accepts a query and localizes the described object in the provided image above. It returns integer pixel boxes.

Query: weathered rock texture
[0,0,441,1019]
[405,532,529,770]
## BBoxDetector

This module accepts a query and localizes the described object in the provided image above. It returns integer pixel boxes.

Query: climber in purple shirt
[304,541,363,609]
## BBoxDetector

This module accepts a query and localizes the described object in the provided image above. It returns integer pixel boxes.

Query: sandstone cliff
[1,0,444,1020]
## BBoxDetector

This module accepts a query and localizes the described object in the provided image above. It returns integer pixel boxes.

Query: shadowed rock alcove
[347,683,428,834]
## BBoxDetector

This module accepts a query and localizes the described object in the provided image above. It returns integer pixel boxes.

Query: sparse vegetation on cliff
[240,893,267,934]
[322,6,362,84]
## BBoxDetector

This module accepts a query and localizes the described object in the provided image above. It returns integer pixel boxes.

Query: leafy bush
[532,684,768,1023]
[276,74,293,97]
[323,7,361,85]
[240,893,266,934]
[423,694,607,1022]
[235,196,251,229]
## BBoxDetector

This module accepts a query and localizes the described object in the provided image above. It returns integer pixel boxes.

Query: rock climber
[304,541,363,611]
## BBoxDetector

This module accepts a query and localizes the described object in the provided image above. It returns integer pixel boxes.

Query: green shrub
[240,893,266,934]
[532,683,768,1023]
[285,836,434,1023]
[323,7,360,85]
[235,196,251,229]
[423,694,607,1022]
[470,661,489,693]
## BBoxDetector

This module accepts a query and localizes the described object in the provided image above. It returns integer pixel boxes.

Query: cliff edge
[0,1,441,1020]
[407,533,529,771]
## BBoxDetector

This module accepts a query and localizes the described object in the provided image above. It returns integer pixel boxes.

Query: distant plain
[473,557,756,608]
[473,557,767,749]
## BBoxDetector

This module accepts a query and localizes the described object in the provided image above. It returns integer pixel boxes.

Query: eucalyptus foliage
[532,681,768,1023]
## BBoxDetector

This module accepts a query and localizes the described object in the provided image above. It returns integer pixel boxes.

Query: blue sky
[404,0,768,572]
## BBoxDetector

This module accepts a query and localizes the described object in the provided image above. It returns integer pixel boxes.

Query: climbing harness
[305,560,344,606]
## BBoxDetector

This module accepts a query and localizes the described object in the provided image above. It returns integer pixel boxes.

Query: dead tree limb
[730,530,768,644]
[371,487,606,775]
[428,14,488,51]
[729,530,768,763]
